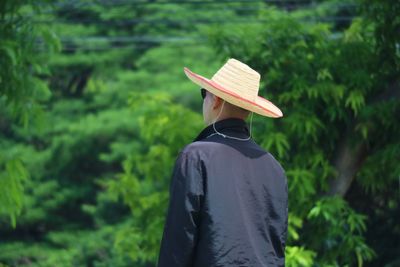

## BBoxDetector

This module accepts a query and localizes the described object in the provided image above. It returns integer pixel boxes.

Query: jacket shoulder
[266,150,287,176]
[180,141,223,157]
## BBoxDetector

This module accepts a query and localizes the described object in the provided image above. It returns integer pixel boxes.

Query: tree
[0,0,59,227]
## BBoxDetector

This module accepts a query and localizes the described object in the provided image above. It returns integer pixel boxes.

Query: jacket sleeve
[157,151,204,267]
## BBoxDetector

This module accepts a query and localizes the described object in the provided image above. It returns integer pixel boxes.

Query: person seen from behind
[157,58,288,267]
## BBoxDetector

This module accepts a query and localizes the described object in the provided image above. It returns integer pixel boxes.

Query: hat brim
[183,67,283,118]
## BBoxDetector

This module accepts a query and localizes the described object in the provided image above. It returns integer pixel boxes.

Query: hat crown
[211,58,261,101]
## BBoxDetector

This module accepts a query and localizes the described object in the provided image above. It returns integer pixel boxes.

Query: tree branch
[327,80,399,197]
[328,137,368,197]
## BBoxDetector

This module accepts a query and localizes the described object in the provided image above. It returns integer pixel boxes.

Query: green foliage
[0,0,398,266]
[0,158,29,227]
[0,227,133,267]
[0,1,60,126]
[0,0,60,228]
[286,246,316,267]
[107,92,203,265]
[307,197,375,266]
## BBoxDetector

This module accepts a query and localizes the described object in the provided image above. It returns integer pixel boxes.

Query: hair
[224,100,251,119]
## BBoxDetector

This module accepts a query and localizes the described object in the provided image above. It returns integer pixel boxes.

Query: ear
[212,95,223,110]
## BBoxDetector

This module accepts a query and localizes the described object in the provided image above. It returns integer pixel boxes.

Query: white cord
[208,100,253,141]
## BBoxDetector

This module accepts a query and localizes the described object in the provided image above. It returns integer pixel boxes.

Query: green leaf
[0,45,18,66]
[345,90,365,115]
[317,68,333,81]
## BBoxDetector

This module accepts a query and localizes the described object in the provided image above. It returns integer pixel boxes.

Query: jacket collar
[194,118,250,142]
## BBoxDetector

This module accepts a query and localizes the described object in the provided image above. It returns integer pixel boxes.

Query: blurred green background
[0,0,399,266]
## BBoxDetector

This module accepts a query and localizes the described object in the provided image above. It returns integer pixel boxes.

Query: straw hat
[183,58,283,118]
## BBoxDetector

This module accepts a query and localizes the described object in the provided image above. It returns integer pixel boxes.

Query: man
[157,58,288,267]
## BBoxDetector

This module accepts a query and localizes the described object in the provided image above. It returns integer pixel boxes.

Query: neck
[208,115,246,126]
[211,116,252,141]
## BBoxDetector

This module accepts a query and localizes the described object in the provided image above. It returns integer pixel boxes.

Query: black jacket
[157,118,288,267]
